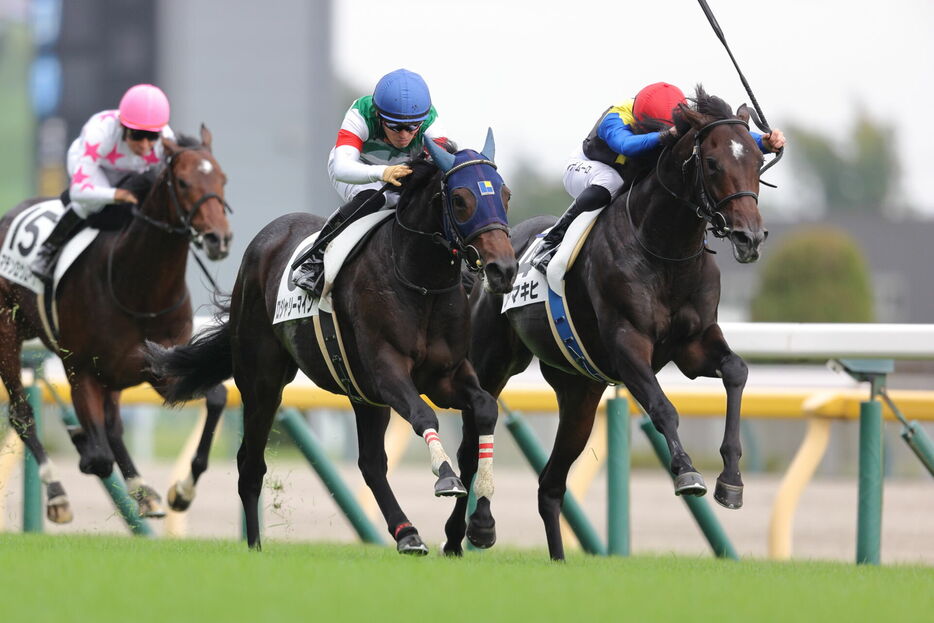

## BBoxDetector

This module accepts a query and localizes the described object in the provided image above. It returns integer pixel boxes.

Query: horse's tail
[145,318,233,405]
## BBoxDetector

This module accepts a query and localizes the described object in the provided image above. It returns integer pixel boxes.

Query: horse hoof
[47,498,73,524]
[434,475,468,498]
[441,540,464,557]
[714,480,743,509]
[167,483,193,512]
[132,485,166,518]
[674,471,707,497]
[466,518,497,549]
[397,533,429,556]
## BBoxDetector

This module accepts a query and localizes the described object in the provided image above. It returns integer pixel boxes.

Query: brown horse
[146,134,517,553]
[443,88,769,559]
[0,126,232,523]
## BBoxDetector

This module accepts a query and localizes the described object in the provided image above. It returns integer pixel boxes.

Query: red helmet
[633,82,686,124]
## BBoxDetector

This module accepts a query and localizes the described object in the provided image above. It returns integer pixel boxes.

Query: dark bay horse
[146,133,517,553]
[0,126,232,523]
[443,88,769,560]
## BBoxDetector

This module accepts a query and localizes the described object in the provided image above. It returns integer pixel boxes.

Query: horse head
[423,129,517,293]
[160,125,233,260]
[672,91,767,263]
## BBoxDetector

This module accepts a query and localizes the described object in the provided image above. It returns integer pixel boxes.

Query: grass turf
[1,534,931,622]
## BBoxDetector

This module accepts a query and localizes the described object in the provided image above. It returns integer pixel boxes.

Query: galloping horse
[0,126,232,523]
[146,133,517,553]
[443,88,769,560]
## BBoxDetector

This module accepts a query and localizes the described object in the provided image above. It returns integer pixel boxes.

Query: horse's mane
[622,84,736,184]
[397,157,441,206]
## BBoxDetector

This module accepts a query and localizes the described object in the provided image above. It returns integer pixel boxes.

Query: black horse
[0,127,232,523]
[146,132,517,553]
[443,88,770,560]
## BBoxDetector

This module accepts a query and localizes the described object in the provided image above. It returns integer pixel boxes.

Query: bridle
[655,117,759,239]
[392,157,509,295]
[130,149,233,247]
[110,148,233,318]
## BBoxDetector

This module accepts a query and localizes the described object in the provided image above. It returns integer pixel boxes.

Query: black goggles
[126,128,161,141]
[381,119,422,133]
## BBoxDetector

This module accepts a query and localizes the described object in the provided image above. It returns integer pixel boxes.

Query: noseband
[657,118,759,239]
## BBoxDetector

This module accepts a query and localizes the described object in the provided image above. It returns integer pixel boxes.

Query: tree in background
[750,226,874,322]
[788,112,901,216]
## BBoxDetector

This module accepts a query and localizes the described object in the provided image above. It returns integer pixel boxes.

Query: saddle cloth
[272,210,394,325]
[0,199,100,295]
[501,207,617,384]
[501,207,604,313]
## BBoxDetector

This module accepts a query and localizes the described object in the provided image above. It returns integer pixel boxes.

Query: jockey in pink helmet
[31,84,176,283]
[531,82,786,273]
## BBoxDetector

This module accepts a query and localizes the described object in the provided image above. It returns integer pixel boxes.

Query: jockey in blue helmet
[292,68,453,296]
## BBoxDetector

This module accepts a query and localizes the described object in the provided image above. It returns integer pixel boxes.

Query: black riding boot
[292,190,386,296]
[30,206,86,283]
[531,184,611,274]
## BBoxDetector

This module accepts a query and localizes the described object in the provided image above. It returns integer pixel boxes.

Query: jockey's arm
[67,123,120,211]
[598,113,664,158]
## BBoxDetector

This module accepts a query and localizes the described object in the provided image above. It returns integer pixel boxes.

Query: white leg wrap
[423,429,451,476]
[177,472,196,499]
[475,435,494,499]
[38,461,56,485]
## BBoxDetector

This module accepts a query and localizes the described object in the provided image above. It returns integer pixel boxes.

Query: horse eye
[501,186,511,211]
[705,157,721,173]
[452,192,474,224]
[178,178,190,190]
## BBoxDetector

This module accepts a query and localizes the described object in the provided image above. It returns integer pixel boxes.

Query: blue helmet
[373,69,431,122]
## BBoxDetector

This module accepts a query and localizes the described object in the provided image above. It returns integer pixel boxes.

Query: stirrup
[530,245,557,274]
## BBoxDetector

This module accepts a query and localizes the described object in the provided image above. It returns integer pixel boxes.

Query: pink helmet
[633,82,686,124]
[118,84,170,131]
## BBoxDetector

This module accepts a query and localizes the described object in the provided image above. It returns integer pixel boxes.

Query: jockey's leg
[30,205,86,282]
[531,184,611,273]
[292,189,387,296]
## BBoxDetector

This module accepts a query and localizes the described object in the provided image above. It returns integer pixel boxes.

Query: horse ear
[162,137,179,156]
[481,127,495,161]
[424,136,456,171]
[735,104,750,123]
[200,124,213,152]
[679,102,705,130]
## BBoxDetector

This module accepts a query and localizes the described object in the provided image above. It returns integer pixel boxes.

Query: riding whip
[696,0,783,175]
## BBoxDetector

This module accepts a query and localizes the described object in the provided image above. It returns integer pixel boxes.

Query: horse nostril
[732,231,751,247]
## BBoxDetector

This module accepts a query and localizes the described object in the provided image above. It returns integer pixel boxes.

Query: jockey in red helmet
[31,84,175,283]
[531,82,785,273]
[292,68,455,297]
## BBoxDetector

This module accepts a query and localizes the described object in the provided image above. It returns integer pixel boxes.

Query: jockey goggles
[382,119,422,133]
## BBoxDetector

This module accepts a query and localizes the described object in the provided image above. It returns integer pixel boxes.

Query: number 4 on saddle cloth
[503,207,618,384]
[273,210,396,405]
[0,200,102,337]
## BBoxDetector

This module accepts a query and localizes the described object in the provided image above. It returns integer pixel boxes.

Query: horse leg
[352,404,428,555]
[68,373,115,477]
[448,360,501,551]
[613,332,706,496]
[673,324,746,509]
[443,296,533,556]
[538,362,605,561]
[102,390,165,518]
[0,336,73,523]
[373,352,465,499]
[166,383,228,512]
[235,329,297,551]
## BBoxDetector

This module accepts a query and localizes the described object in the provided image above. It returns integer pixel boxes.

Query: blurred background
[0,0,932,559]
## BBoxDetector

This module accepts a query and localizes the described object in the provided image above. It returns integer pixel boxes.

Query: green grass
[0,534,931,622]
